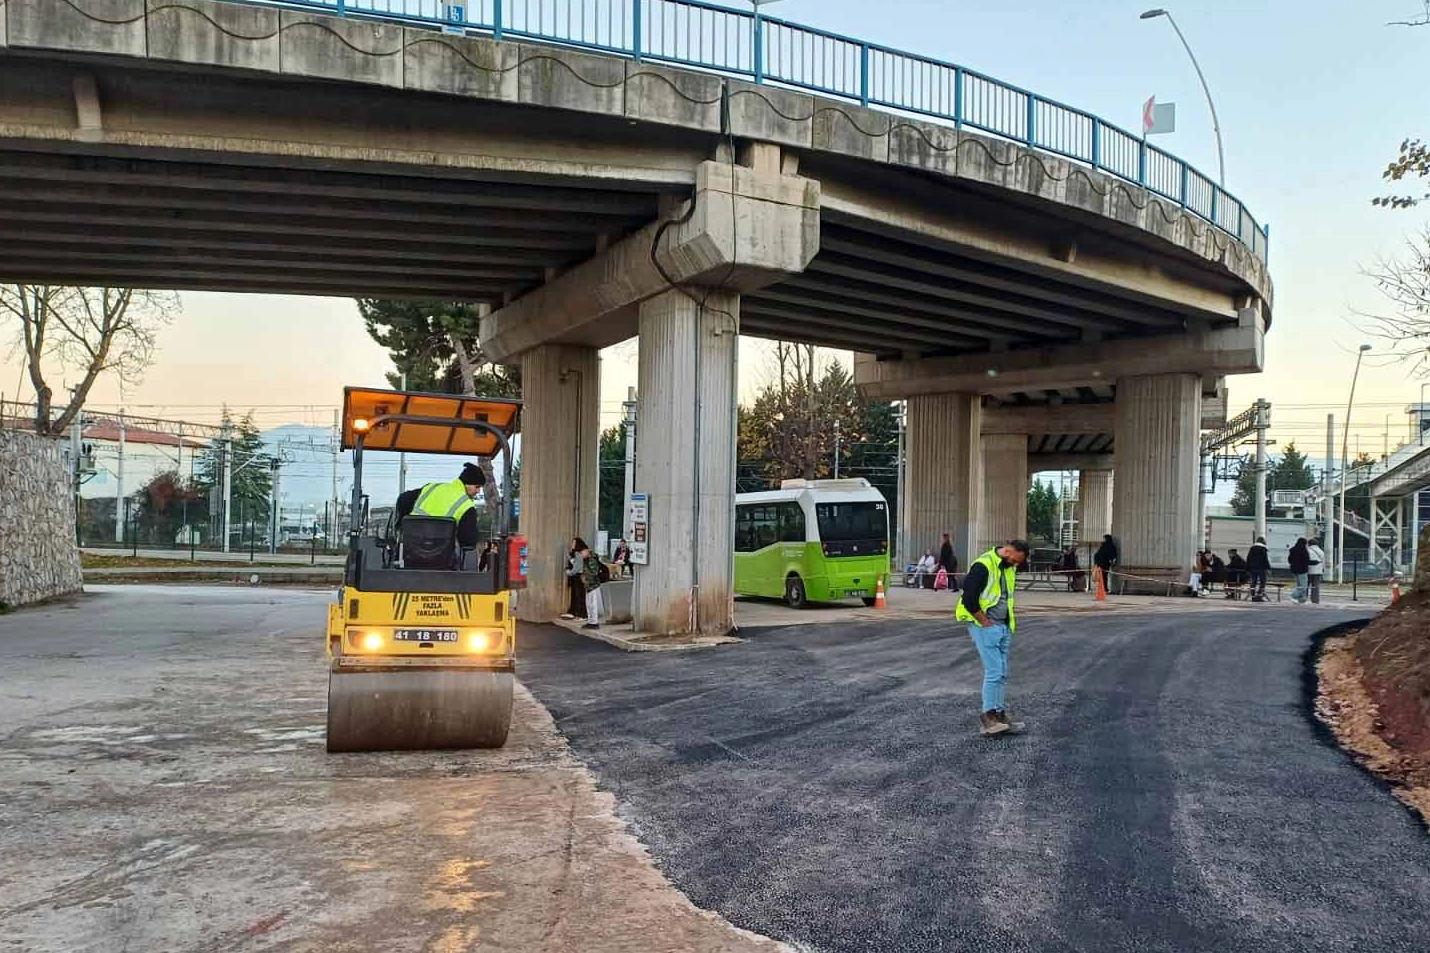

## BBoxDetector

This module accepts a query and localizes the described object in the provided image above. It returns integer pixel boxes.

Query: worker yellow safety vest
[954,547,1017,632]
[413,478,476,523]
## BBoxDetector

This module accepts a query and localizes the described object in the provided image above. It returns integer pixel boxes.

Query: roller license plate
[394,629,459,642]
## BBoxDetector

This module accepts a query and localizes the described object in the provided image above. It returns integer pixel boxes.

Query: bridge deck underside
[0,148,661,303]
[741,216,1197,360]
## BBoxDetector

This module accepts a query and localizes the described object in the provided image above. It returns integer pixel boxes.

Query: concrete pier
[1112,374,1202,586]
[516,344,600,621]
[631,289,739,636]
[978,433,1028,553]
[904,393,982,568]
[1080,469,1114,544]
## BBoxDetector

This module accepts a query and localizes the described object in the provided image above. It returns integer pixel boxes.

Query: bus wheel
[784,575,806,609]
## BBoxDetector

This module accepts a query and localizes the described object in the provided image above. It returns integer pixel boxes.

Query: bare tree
[1358,231,1430,377]
[1,285,178,434]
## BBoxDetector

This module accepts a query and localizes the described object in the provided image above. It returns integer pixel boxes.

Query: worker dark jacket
[396,483,481,549]
[1093,540,1119,570]
[1287,544,1311,575]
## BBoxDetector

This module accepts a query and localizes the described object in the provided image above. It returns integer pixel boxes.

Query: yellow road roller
[325,387,526,753]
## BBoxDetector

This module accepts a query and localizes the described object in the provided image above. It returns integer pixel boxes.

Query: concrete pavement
[517,608,1430,953]
[0,586,787,953]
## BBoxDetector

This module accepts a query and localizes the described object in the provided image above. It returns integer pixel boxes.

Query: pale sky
[4,0,1428,458]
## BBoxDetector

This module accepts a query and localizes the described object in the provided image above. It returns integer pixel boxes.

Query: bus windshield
[815,501,887,542]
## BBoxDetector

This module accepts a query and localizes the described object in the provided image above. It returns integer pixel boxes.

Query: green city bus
[734,478,890,608]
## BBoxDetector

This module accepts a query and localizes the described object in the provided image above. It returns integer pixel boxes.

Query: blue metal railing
[235,0,1269,262]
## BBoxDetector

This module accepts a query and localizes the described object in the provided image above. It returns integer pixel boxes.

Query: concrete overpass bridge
[0,0,1273,633]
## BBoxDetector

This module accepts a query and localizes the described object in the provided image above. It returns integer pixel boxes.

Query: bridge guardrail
[233,0,1269,262]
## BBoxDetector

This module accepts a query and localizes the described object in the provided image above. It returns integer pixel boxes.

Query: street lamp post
[1140,8,1226,187]
[749,0,785,84]
[1337,343,1372,584]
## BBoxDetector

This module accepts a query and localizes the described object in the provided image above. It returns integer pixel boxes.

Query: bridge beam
[1028,453,1114,473]
[480,160,819,362]
[855,324,1262,399]
[983,400,1225,436]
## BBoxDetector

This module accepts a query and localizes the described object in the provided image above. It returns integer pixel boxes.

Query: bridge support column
[978,434,1028,553]
[631,289,739,637]
[1113,373,1202,590]
[516,344,600,622]
[905,393,981,569]
[1080,469,1113,543]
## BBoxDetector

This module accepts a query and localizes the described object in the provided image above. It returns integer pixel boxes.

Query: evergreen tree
[1027,478,1061,544]
[598,423,629,540]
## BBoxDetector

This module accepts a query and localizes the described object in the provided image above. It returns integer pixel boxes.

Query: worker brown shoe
[979,711,1010,736]
[996,710,1026,734]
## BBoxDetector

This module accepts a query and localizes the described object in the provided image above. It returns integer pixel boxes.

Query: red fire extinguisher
[505,535,528,590]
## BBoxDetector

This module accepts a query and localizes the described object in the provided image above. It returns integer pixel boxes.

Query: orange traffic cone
[874,574,887,609]
[1390,574,1402,604]
[1094,567,1108,602]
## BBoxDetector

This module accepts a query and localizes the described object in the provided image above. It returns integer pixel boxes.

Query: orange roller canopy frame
[341,387,521,457]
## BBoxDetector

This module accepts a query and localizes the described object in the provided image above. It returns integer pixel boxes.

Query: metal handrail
[230,0,1267,261]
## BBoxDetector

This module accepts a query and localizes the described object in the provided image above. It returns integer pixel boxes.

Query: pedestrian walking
[955,539,1031,737]
[1307,537,1325,604]
[579,543,606,629]
[1288,537,1311,604]
[1246,537,1271,601]
[938,533,960,589]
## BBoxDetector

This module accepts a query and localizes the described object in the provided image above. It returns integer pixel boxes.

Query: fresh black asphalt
[518,607,1430,953]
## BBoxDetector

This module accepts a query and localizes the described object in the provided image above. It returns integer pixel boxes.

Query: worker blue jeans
[967,623,1010,712]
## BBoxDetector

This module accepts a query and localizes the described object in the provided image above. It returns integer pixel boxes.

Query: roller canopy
[341,388,521,456]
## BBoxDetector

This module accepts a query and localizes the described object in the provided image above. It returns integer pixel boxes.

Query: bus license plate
[394,629,459,642]
[848,590,868,598]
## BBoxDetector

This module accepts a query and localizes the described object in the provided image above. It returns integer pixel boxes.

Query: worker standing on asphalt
[1246,536,1271,602]
[395,462,485,550]
[955,539,1030,736]
[1306,537,1325,604]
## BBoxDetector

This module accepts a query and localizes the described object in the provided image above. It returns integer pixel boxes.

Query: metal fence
[231,0,1267,261]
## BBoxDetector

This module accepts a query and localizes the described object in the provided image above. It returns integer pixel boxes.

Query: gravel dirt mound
[1316,590,1430,828]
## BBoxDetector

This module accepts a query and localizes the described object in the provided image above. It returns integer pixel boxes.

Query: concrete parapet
[0,430,83,608]
[8,0,145,56]
[147,0,280,73]
[278,12,403,88]
[403,29,518,102]
[811,98,891,163]
[624,61,722,132]
[726,80,813,150]
[518,44,624,115]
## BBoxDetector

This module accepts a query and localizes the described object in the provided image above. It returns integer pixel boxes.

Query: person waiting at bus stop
[395,462,485,551]
[955,540,1030,737]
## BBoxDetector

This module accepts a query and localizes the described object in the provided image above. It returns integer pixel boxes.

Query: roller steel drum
[326,669,513,752]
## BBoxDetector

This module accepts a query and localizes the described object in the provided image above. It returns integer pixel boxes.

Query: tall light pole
[749,0,785,84]
[1140,8,1225,186]
[1420,381,1428,445]
[1336,343,1372,583]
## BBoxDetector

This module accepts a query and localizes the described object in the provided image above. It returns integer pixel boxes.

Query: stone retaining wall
[0,430,84,608]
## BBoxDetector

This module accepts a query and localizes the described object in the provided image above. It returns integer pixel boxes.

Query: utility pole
[114,409,126,543]
[895,400,906,572]
[1253,398,1269,544]
[269,458,281,554]
[1323,413,1334,566]
[221,435,233,553]
[331,408,340,549]
[833,419,841,479]
[622,387,637,542]
[70,392,83,545]
[397,371,409,494]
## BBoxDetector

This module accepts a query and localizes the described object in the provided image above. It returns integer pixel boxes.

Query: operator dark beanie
[459,462,485,486]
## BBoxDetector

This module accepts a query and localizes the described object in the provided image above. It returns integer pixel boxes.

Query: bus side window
[778,503,806,543]
[755,506,777,549]
[735,507,755,552]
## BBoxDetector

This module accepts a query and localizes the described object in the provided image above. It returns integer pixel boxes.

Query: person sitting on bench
[396,462,485,553]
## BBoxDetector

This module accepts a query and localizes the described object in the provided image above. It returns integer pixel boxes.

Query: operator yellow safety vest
[412,478,477,524]
[953,547,1018,633]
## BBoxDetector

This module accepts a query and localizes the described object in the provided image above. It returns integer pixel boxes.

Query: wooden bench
[1221,583,1284,603]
